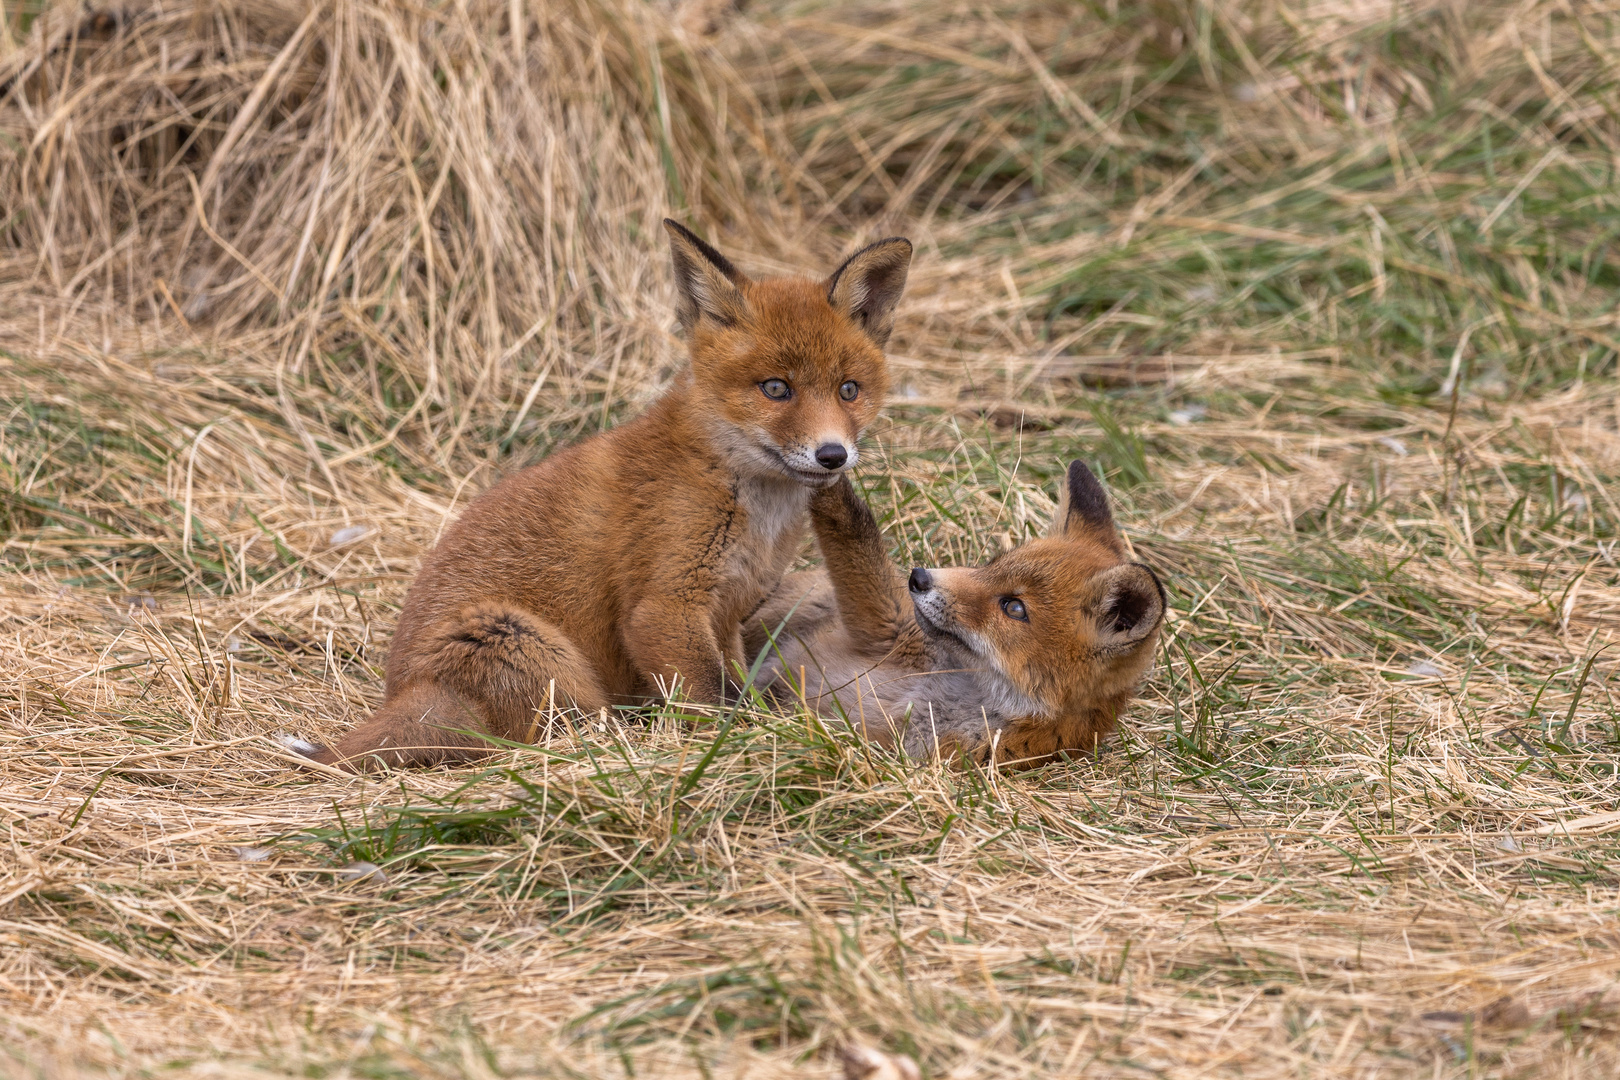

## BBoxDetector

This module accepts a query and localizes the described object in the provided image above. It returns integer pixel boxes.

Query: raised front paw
[808,473,860,523]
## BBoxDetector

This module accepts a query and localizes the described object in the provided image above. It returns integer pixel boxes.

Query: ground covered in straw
[3,0,1619,1076]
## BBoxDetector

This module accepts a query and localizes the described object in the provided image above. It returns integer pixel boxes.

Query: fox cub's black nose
[909,567,932,594]
[814,443,848,470]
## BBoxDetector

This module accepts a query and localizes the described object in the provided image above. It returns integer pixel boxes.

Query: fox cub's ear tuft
[664,219,750,332]
[1049,459,1122,550]
[826,237,913,348]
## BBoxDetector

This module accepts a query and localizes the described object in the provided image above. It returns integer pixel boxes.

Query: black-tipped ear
[1049,460,1119,543]
[1091,564,1166,649]
[664,219,750,332]
[825,237,912,348]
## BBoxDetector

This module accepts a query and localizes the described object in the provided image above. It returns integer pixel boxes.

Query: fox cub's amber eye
[839,380,859,402]
[1000,597,1029,622]
[760,379,792,401]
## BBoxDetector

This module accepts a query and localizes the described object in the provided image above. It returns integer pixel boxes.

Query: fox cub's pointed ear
[665,219,750,332]
[1049,460,1123,550]
[825,237,913,348]
[1089,564,1166,651]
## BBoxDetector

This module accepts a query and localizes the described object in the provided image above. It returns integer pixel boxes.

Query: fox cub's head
[664,220,911,487]
[907,461,1166,720]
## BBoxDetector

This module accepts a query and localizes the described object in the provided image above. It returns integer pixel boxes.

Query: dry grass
[3,0,1620,1076]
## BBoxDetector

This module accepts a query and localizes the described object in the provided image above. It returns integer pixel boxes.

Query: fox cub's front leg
[624,594,731,704]
[808,477,915,657]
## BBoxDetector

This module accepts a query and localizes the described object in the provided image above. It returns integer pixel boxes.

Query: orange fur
[751,462,1165,768]
[297,223,911,770]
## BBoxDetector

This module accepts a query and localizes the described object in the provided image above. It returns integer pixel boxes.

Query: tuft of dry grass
[3,0,1620,1077]
[2,0,777,468]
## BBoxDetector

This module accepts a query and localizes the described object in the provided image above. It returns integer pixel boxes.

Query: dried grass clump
[740,0,1620,222]
[1,0,759,396]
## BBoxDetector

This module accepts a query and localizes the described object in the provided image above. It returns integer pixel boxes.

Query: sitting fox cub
[749,462,1165,766]
[292,223,912,770]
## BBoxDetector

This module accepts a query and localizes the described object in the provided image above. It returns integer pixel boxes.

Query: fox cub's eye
[1000,597,1028,622]
[760,379,792,401]
[839,380,859,402]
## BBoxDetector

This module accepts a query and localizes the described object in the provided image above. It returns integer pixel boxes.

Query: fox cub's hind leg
[303,602,608,771]
[743,571,838,659]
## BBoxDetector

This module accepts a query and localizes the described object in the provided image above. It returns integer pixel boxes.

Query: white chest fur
[759,637,1050,760]
[716,477,811,624]
[736,475,810,551]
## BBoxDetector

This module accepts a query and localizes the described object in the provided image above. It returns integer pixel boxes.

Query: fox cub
[293,222,912,770]
[749,462,1165,767]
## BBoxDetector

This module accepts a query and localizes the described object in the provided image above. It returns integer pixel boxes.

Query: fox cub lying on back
[292,223,912,770]
[749,462,1165,767]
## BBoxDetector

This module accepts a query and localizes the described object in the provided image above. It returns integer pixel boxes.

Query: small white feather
[329,524,369,547]
[274,733,322,756]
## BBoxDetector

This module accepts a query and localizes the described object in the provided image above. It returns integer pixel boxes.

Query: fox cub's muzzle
[905,566,963,644]
[774,433,858,484]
